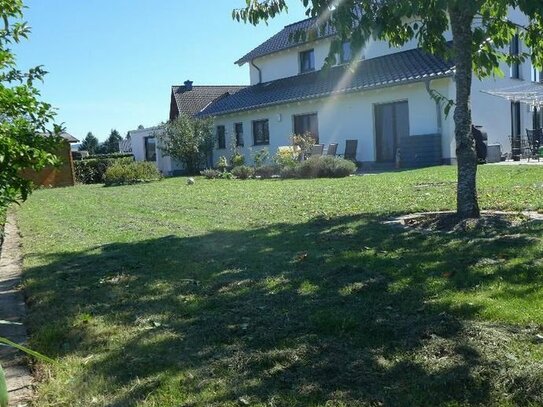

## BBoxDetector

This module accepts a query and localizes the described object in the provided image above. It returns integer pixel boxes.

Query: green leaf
[0,363,7,407]
[0,337,55,364]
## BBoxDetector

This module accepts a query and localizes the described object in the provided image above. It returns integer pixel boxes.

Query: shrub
[217,156,229,171]
[297,157,321,179]
[279,166,298,179]
[200,168,221,179]
[231,165,255,180]
[315,156,357,178]
[104,161,161,186]
[289,156,356,179]
[252,148,270,168]
[274,147,299,169]
[291,132,316,159]
[231,152,245,167]
[255,164,279,179]
[158,114,214,175]
[74,157,134,184]
[218,171,234,180]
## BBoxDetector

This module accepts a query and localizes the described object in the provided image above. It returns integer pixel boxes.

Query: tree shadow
[22,214,543,406]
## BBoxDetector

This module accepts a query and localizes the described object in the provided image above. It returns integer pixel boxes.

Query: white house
[136,9,542,173]
[129,83,246,175]
[204,9,543,167]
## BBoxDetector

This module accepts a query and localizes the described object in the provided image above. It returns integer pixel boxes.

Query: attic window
[341,41,352,63]
[300,49,315,73]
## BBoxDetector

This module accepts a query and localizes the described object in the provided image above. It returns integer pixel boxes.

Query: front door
[375,101,409,162]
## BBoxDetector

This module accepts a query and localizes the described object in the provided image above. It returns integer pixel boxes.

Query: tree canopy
[79,132,99,154]
[233,0,543,219]
[158,114,215,174]
[0,0,61,206]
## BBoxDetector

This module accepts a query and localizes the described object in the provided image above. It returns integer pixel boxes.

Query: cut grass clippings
[15,165,543,406]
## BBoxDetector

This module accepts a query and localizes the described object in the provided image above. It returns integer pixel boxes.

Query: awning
[481,82,543,107]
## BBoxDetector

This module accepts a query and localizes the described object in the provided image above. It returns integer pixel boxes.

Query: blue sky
[15,1,308,141]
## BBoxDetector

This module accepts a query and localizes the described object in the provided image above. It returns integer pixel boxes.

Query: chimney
[184,80,193,91]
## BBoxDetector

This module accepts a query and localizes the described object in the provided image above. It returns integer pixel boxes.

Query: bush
[290,156,356,179]
[274,147,299,169]
[255,164,279,179]
[200,168,221,179]
[231,165,255,180]
[104,161,161,186]
[74,157,134,184]
[252,148,270,168]
[231,152,245,167]
[279,166,299,179]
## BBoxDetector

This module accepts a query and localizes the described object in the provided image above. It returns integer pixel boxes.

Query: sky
[15,1,308,141]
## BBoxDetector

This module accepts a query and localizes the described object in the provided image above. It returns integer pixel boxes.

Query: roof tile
[202,47,455,117]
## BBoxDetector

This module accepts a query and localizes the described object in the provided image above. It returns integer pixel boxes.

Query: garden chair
[526,129,542,162]
[340,139,358,162]
[310,144,324,157]
[326,143,338,156]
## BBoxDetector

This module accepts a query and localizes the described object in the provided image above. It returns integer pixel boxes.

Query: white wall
[249,29,444,85]
[213,78,453,165]
[128,126,184,176]
[469,8,532,155]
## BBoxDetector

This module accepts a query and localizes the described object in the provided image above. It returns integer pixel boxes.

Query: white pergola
[481,82,543,159]
[481,82,543,107]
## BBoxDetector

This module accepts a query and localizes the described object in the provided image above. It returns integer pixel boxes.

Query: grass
[15,165,543,406]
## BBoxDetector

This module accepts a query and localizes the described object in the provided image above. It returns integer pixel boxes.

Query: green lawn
[16,165,543,406]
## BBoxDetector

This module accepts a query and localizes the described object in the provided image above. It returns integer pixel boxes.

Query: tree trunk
[450,7,480,219]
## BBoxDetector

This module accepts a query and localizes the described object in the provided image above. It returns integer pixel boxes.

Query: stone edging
[0,211,33,406]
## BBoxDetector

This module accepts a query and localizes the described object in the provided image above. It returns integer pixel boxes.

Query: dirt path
[0,212,33,406]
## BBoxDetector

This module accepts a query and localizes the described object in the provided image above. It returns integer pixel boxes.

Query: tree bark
[450,7,480,219]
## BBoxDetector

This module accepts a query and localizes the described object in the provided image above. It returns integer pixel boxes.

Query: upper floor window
[293,113,319,143]
[341,41,352,63]
[235,123,244,147]
[510,33,521,79]
[300,49,315,73]
[144,136,156,162]
[253,119,269,145]
[217,125,226,149]
[531,65,542,83]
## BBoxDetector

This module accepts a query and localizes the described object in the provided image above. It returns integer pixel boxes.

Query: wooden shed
[22,132,79,188]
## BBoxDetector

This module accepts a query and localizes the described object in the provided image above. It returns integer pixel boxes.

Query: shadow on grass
[23,214,543,406]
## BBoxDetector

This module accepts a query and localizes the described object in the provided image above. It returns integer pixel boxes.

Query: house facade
[133,8,541,174]
[200,8,540,167]
[129,83,246,175]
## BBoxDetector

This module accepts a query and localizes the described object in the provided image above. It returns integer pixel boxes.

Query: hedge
[74,157,134,184]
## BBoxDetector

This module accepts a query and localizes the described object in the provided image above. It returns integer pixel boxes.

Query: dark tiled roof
[40,132,79,143]
[171,85,246,117]
[201,47,455,117]
[236,17,335,65]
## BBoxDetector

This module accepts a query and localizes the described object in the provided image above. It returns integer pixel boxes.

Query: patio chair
[326,143,338,156]
[340,139,358,162]
[310,144,324,157]
[526,129,542,162]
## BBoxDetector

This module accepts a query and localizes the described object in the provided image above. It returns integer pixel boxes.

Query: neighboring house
[22,132,79,187]
[129,82,246,175]
[194,8,541,167]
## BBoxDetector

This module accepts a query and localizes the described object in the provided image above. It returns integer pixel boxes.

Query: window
[144,136,156,162]
[510,33,520,79]
[341,41,352,63]
[531,65,542,83]
[299,49,315,73]
[252,120,269,145]
[293,113,319,143]
[217,125,226,149]
[235,123,244,147]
